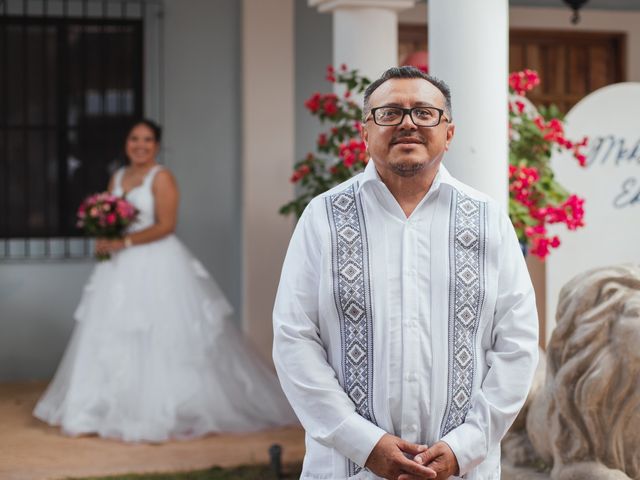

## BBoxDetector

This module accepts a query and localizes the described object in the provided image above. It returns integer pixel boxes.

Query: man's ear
[445,123,455,151]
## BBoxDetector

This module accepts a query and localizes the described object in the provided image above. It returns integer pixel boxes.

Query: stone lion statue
[503,264,640,480]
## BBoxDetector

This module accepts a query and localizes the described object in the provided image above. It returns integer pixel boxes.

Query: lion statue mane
[505,264,640,480]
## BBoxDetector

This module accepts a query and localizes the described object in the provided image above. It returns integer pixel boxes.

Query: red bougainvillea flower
[339,139,367,168]
[529,234,561,258]
[545,195,585,230]
[509,164,586,258]
[290,164,311,183]
[572,137,589,166]
[533,115,589,167]
[509,165,540,207]
[508,69,540,95]
[323,95,339,116]
[304,93,322,113]
[326,65,336,82]
[305,92,341,117]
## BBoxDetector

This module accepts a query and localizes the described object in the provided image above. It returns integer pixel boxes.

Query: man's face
[362,78,454,178]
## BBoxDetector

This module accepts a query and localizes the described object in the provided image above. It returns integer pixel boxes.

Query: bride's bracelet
[124,236,133,248]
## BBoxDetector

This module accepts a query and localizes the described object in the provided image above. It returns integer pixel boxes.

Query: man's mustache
[390,131,426,145]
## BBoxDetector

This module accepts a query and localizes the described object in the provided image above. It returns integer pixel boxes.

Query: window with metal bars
[0,0,161,260]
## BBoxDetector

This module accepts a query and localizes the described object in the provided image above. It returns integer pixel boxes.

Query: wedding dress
[34,165,297,442]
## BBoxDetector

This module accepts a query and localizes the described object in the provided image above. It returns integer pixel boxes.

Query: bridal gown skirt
[34,235,297,442]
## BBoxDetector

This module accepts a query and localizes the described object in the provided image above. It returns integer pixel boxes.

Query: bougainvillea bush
[280,64,371,218]
[282,65,588,259]
[507,69,587,258]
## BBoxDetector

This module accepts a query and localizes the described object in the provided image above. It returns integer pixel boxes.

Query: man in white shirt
[273,66,539,480]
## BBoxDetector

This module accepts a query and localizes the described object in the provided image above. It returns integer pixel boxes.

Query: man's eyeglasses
[366,106,449,127]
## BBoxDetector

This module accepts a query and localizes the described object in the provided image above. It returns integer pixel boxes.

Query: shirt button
[405,424,417,432]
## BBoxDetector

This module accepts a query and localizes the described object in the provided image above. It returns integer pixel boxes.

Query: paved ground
[0,381,305,480]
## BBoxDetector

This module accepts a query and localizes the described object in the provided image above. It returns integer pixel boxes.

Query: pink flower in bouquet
[116,199,136,219]
[77,192,139,261]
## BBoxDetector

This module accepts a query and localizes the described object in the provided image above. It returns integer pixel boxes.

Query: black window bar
[0,0,164,260]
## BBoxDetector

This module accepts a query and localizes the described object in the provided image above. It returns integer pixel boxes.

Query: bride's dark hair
[126,118,162,143]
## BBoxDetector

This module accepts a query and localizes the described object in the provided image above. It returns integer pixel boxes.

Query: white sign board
[547,83,640,341]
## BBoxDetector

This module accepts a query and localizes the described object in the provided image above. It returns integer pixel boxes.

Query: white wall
[0,263,93,380]
[0,0,243,381]
[162,0,242,314]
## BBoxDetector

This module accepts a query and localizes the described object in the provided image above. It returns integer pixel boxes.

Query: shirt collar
[357,158,453,195]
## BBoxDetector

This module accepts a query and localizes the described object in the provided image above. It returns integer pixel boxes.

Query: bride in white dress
[33,119,297,442]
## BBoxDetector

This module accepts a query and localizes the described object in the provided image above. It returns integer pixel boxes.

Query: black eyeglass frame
[366,106,450,127]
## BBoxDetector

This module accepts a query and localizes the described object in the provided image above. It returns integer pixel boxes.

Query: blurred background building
[1,0,639,382]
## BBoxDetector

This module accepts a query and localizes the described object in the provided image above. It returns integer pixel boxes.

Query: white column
[310,0,416,83]
[242,0,295,365]
[429,0,509,207]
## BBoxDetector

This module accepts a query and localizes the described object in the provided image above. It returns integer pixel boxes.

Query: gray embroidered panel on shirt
[441,191,487,437]
[326,183,377,477]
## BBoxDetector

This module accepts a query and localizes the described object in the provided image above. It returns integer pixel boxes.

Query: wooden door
[399,27,626,110]
[509,29,626,113]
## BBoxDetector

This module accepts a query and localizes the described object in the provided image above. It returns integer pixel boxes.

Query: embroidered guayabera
[326,183,377,476]
[441,192,487,437]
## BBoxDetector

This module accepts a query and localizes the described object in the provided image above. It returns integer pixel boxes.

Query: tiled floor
[0,381,305,480]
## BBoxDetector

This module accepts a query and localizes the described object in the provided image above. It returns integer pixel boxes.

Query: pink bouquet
[77,192,139,260]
